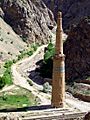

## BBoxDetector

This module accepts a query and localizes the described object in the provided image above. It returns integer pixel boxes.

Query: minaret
[51,12,65,108]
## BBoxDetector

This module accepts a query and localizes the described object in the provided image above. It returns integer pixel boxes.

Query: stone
[43,0,90,33]
[64,17,90,81]
[43,0,63,20]
[62,0,90,30]
[0,7,4,18]
[0,0,55,44]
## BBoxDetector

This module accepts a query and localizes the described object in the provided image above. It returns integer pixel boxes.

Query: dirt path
[12,45,51,105]
[12,45,90,112]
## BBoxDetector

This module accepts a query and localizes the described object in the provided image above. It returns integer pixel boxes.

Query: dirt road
[12,45,51,105]
[12,45,90,112]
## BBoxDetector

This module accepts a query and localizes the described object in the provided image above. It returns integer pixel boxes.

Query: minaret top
[55,11,63,55]
[58,12,62,19]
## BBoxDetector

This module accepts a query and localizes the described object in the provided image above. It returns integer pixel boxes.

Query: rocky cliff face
[64,18,90,81]
[0,0,55,44]
[43,0,90,32]
[43,0,63,20]
[0,7,4,18]
[62,0,90,30]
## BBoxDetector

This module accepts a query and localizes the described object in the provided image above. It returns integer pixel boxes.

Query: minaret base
[51,54,65,108]
[51,102,64,108]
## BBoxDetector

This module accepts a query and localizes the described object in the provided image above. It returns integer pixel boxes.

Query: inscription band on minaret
[51,12,65,108]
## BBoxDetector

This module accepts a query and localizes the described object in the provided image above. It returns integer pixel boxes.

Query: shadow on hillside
[28,70,44,85]
[0,105,52,112]
[28,59,45,85]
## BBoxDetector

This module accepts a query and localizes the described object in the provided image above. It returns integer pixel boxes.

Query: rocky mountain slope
[0,0,55,44]
[64,18,90,81]
[62,0,90,30]
[43,0,90,32]
[0,17,27,62]
[43,0,63,20]
[43,0,90,81]
[0,0,90,81]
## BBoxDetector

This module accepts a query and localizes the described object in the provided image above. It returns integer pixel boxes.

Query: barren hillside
[0,17,27,62]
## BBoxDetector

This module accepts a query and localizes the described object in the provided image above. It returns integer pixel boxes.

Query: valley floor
[11,45,90,112]
[0,45,90,120]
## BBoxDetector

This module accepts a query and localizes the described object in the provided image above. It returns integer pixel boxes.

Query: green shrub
[31,43,39,51]
[27,79,33,86]
[12,59,16,63]
[38,42,55,78]
[4,60,13,68]
[17,55,23,60]
[2,60,13,86]
[27,50,33,56]
[0,77,5,89]
[44,42,55,62]
[3,67,13,85]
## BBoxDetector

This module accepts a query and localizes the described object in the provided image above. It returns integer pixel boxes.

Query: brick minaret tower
[51,12,65,108]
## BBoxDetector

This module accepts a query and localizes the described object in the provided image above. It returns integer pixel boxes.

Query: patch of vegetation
[81,90,90,95]
[0,43,40,89]
[0,95,29,108]
[31,43,38,51]
[0,60,13,89]
[27,79,33,86]
[44,42,55,62]
[2,67,13,85]
[17,43,39,60]
[0,88,38,109]
[4,60,13,68]
[36,42,55,78]
[0,77,5,89]
[27,50,33,56]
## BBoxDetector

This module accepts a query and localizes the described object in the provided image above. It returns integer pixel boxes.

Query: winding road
[12,45,51,105]
[11,45,90,112]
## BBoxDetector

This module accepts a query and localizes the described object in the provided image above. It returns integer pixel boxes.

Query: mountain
[62,0,90,30]
[42,0,63,20]
[64,17,90,81]
[43,0,90,32]
[1,0,90,81]
[0,16,27,62]
[0,0,55,44]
